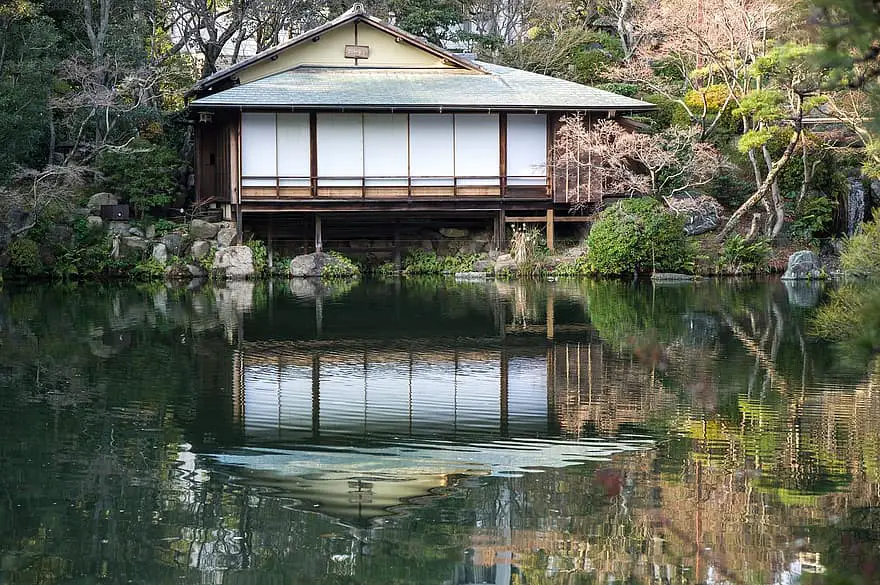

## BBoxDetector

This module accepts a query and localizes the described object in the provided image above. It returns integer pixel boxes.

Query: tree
[551,116,723,207]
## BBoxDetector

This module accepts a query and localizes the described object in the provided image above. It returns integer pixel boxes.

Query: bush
[841,218,880,276]
[7,238,43,276]
[131,258,167,281]
[246,239,268,276]
[402,250,480,275]
[586,198,693,275]
[98,139,182,218]
[552,255,591,276]
[321,251,361,279]
[716,234,772,274]
[789,196,836,244]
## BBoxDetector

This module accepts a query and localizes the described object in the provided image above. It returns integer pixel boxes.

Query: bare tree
[552,116,723,207]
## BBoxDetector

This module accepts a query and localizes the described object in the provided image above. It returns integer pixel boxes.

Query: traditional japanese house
[188,3,653,251]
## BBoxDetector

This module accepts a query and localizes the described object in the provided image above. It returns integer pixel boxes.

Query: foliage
[500,28,624,85]
[789,196,837,243]
[152,218,179,237]
[812,283,880,353]
[7,238,43,276]
[402,250,480,275]
[130,258,167,281]
[841,218,880,276]
[715,234,772,274]
[321,251,361,279]
[551,255,591,276]
[586,198,694,275]
[246,239,269,276]
[97,139,182,218]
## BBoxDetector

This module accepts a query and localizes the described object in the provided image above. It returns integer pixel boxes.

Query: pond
[0,277,878,585]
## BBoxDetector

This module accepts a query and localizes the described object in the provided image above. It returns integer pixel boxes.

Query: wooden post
[267,219,274,269]
[546,208,555,251]
[315,214,323,253]
[499,113,508,198]
[496,209,506,250]
[309,112,318,197]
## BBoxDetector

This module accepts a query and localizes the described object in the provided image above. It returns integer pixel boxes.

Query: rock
[289,252,357,278]
[87,192,118,213]
[189,219,220,240]
[494,253,517,275]
[107,221,130,236]
[781,250,824,280]
[651,272,696,281]
[871,179,880,208]
[129,226,145,238]
[668,195,723,236]
[145,224,157,240]
[216,227,238,247]
[161,233,183,256]
[290,253,325,277]
[152,243,168,265]
[563,247,586,259]
[164,264,191,280]
[454,272,488,281]
[86,216,103,231]
[473,259,494,272]
[5,208,31,235]
[440,228,469,238]
[74,207,91,218]
[186,264,208,278]
[212,245,254,279]
[783,280,823,308]
[190,240,211,261]
[121,236,148,251]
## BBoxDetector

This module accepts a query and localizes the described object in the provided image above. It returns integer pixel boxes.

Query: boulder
[439,227,469,238]
[289,252,357,278]
[290,252,328,278]
[473,258,494,272]
[107,221,130,236]
[494,253,517,275]
[47,225,74,246]
[161,233,183,256]
[129,226,145,238]
[216,227,238,247]
[190,240,211,261]
[87,192,118,213]
[145,224,157,240]
[189,219,220,240]
[212,245,254,279]
[164,264,191,280]
[86,216,103,231]
[668,194,723,236]
[121,236,148,252]
[151,243,168,265]
[186,264,208,278]
[781,250,823,280]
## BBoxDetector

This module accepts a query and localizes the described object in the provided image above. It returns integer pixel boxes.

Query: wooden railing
[240,175,550,201]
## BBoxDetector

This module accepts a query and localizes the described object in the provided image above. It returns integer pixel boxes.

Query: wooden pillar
[267,219,274,269]
[309,112,318,197]
[311,354,320,438]
[499,113,508,198]
[496,209,506,250]
[500,349,509,437]
[546,208,555,251]
[315,214,323,253]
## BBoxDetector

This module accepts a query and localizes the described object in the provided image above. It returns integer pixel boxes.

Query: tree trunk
[717,130,801,240]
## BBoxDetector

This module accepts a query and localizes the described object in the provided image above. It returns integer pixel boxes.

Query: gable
[237,21,458,85]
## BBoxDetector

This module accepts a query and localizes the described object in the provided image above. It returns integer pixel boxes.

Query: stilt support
[315,214,323,253]
[546,208,555,251]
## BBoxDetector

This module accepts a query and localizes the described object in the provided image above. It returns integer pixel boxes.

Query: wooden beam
[504,215,596,223]
[546,208,555,251]
[315,214,323,252]
[499,113,507,198]
[309,112,318,196]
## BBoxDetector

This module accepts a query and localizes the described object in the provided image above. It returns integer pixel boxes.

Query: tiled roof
[191,61,654,111]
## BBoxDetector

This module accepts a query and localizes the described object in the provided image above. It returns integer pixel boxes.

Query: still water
[0,277,878,585]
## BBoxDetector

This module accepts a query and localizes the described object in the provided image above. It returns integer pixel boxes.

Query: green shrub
[586,198,693,275]
[552,256,591,277]
[131,258,167,281]
[812,283,880,352]
[321,251,361,279]
[98,139,181,218]
[841,218,880,276]
[789,196,836,244]
[716,234,772,274]
[374,262,398,277]
[7,238,43,276]
[402,250,480,275]
[246,239,268,276]
[153,218,178,236]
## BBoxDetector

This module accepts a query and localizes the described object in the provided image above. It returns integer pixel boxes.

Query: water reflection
[0,278,878,585]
